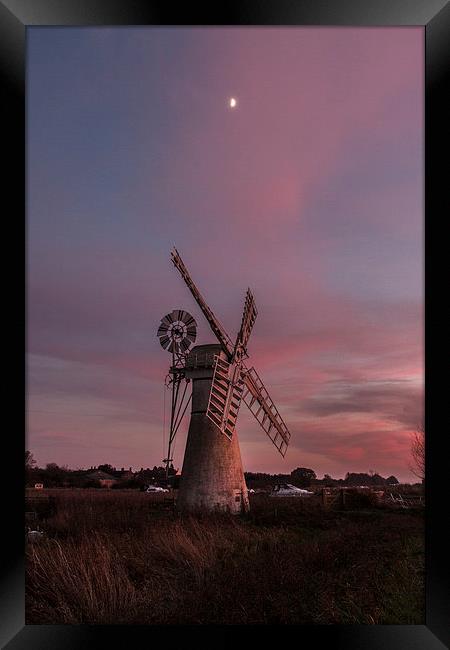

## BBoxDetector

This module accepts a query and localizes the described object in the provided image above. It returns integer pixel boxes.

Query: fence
[321,488,342,508]
[386,492,425,509]
[319,487,425,510]
[25,491,57,521]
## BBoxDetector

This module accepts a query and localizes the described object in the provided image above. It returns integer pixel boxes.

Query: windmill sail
[233,289,258,361]
[242,365,290,457]
[171,248,234,358]
[170,247,291,457]
[206,356,246,439]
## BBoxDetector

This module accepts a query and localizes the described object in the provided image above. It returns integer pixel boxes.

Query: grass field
[26,490,424,625]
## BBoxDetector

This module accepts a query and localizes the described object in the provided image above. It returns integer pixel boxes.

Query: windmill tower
[157,248,291,513]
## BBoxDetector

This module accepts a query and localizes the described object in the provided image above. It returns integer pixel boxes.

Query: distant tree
[25,450,36,469]
[345,472,359,485]
[25,450,38,485]
[344,472,390,486]
[290,467,317,488]
[97,464,115,475]
[43,463,70,487]
[410,424,425,482]
[345,472,373,486]
[245,471,290,489]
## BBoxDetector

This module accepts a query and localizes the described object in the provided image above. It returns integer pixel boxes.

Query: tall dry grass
[26,491,424,624]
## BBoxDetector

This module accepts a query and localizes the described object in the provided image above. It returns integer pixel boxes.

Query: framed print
[1,0,448,647]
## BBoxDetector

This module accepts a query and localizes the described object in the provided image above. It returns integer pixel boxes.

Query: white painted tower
[177,344,249,513]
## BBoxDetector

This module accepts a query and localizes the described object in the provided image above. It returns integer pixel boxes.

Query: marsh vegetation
[26,489,424,625]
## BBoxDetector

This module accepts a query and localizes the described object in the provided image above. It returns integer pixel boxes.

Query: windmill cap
[189,344,222,353]
[185,343,224,370]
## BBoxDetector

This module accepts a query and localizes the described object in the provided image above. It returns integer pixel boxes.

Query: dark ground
[26,489,424,625]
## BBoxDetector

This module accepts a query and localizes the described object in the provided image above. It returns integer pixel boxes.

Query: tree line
[244,467,401,490]
[25,453,176,489]
[26,426,424,489]
[26,452,405,490]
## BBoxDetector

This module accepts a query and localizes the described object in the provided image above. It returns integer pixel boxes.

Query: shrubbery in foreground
[26,491,424,625]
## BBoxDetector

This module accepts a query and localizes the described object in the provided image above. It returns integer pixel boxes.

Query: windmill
[157,248,291,512]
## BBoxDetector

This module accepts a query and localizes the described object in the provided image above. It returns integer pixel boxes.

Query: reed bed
[26,491,424,624]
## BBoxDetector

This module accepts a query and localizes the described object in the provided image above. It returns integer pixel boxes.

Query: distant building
[85,470,117,488]
[386,475,399,485]
[117,469,134,480]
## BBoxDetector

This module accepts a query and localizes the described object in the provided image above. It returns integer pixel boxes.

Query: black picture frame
[2,0,448,647]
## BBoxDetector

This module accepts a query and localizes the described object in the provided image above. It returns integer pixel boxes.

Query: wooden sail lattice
[241,365,290,457]
[206,356,246,440]
[171,247,292,457]
[233,289,258,361]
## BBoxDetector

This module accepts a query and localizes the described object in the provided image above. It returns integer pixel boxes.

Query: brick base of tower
[177,344,250,514]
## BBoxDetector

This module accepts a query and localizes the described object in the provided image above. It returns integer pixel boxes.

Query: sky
[27,27,423,482]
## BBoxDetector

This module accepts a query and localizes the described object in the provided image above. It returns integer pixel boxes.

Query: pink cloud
[27,28,423,481]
